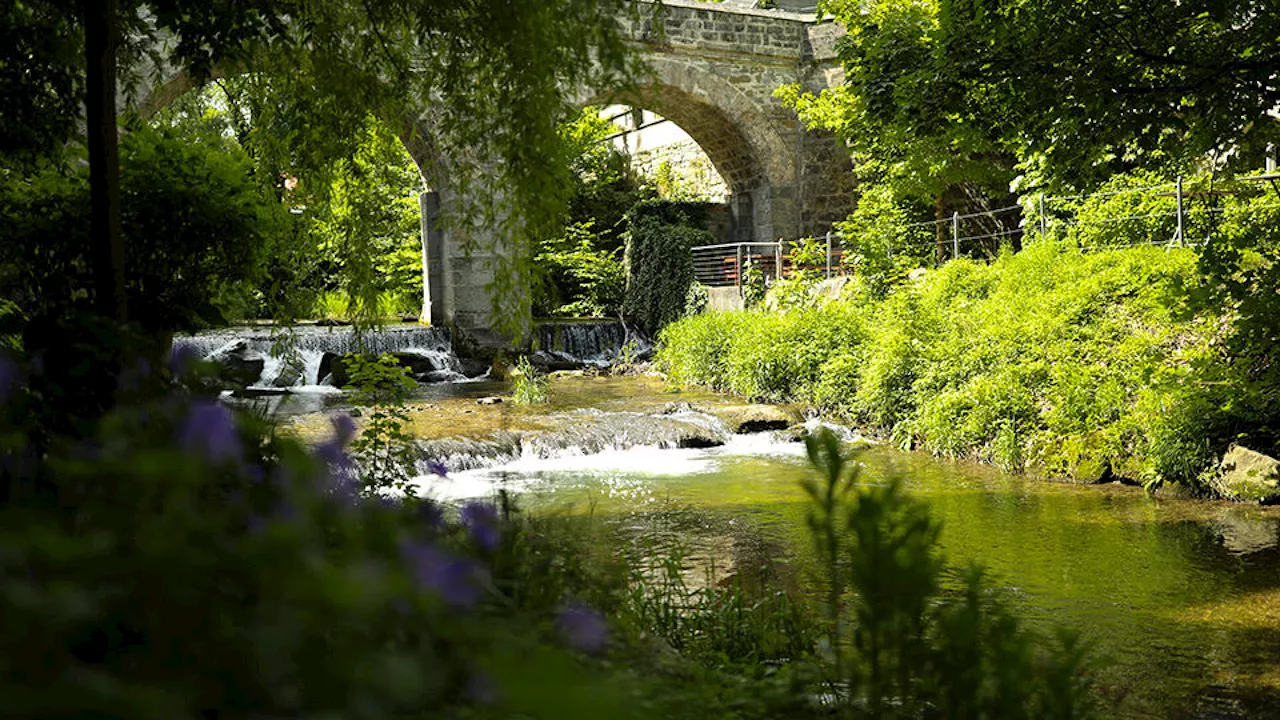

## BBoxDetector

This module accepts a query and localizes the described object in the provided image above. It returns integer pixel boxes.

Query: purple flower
[557,602,608,654]
[0,354,20,404]
[168,344,203,377]
[331,413,357,446]
[460,501,500,551]
[401,541,486,608]
[180,401,241,463]
[426,460,448,477]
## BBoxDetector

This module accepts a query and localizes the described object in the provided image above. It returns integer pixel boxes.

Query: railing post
[952,211,960,260]
[825,231,832,279]
[1038,193,1047,236]
[775,240,783,282]
[735,244,743,288]
[1175,175,1185,247]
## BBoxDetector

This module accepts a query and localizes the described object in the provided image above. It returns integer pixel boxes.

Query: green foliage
[346,354,419,495]
[682,281,709,317]
[512,356,550,405]
[766,237,828,311]
[623,544,817,666]
[534,222,627,318]
[0,125,281,332]
[836,184,935,294]
[740,260,767,309]
[532,108,648,319]
[309,117,425,329]
[801,427,1098,717]
[659,241,1278,488]
[622,203,715,334]
[777,0,1014,209]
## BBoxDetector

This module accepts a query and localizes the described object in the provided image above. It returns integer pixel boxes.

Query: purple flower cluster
[401,540,487,608]
[557,602,609,654]
[179,401,241,463]
[460,501,501,551]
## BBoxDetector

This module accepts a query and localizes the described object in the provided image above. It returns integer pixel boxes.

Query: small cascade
[533,320,648,366]
[415,408,735,474]
[173,324,475,389]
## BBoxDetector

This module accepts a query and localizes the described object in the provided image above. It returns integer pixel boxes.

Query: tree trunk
[84,0,127,322]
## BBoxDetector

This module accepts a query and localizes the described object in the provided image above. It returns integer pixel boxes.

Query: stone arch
[131,69,446,324]
[585,55,796,242]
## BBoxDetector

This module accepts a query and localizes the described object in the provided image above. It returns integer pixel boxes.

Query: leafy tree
[532,107,649,318]
[0,124,282,334]
[936,0,1280,188]
[777,0,1018,257]
[2,0,642,335]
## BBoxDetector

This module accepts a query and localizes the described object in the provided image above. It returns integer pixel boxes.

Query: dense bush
[659,240,1277,488]
[531,108,648,319]
[622,202,715,334]
[0,126,283,332]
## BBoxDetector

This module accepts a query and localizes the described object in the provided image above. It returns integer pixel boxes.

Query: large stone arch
[126,0,858,345]
[592,54,797,243]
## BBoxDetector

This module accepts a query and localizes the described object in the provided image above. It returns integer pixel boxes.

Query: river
[370,375,1280,720]
[211,324,1280,719]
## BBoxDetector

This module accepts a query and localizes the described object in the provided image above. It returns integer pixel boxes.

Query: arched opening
[594,80,773,244]
[138,72,437,327]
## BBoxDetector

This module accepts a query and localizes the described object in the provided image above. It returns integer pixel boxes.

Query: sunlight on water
[419,435,1280,719]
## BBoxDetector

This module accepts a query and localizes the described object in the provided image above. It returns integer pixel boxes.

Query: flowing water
[389,377,1280,720]
[185,318,1280,720]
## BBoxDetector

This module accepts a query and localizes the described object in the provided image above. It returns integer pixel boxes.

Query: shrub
[0,126,282,332]
[512,355,549,405]
[534,221,626,318]
[657,239,1261,489]
[622,204,713,334]
[345,353,419,495]
[682,281,709,317]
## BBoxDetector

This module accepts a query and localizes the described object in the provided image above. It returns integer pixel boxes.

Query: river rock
[529,350,581,372]
[477,396,503,405]
[391,350,439,376]
[207,339,265,387]
[271,355,306,388]
[318,351,360,388]
[713,404,800,433]
[1210,445,1280,504]
[460,357,491,378]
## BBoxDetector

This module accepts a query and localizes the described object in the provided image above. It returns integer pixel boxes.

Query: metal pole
[825,231,832,279]
[1038,193,1047,236]
[775,240,783,282]
[1175,176,1184,247]
[735,245,743,288]
[952,211,960,260]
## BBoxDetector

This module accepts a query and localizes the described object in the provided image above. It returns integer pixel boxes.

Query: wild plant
[512,355,549,404]
[801,426,1099,718]
[344,353,418,495]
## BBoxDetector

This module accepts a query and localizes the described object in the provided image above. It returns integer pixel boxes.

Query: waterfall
[173,324,473,388]
[534,320,650,365]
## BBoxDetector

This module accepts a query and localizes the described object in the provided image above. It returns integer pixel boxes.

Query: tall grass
[658,241,1260,489]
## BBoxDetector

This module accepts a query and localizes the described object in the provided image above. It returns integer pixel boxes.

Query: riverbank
[353,374,1280,719]
[657,241,1279,499]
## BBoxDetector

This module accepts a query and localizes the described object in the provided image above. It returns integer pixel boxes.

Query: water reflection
[434,441,1280,719]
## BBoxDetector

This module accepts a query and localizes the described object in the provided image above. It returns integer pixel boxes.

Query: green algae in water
[443,441,1280,719]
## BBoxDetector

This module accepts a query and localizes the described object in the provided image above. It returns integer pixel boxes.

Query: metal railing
[691,233,848,288]
[690,172,1280,287]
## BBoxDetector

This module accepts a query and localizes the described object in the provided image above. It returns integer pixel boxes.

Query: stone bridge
[137,0,854,343]
[418,0,852,340]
